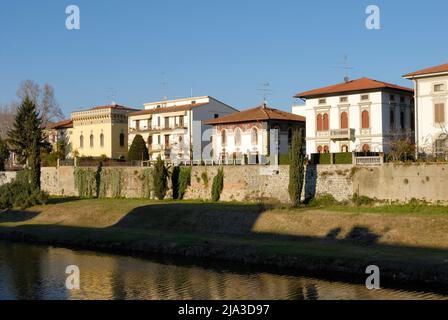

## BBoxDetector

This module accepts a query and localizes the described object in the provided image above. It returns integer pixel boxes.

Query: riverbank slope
[1,198,448,286]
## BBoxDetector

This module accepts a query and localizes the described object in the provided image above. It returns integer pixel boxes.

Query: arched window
[80,135,84,149]
[400,109,405,129]
[89,134,94,148]
[323,113,329,131]
[179,135,183,144]
[317,145,323,153]
[119,133,125,147]
[316,114,323,131]
[234,128,241,146]
[362,144,370,153]
[100,133,104,147]
[390,107,395,130]
[323,145,330,153]
[287,128,293,146]
[251,128,258,145]
[341,145,349,153]
[221,130,227,146]
[361,110,370,129]
[340,112,348,129]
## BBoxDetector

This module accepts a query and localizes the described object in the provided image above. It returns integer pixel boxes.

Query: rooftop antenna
[332,54,354,82]
[257,82,272,107]
[160,72,168,101]
[107,87,117,105]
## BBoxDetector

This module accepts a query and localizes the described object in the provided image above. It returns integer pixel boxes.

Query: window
[100,133,104,147]
[400,96,406,103]
[362,144,370,153]
[390,95,395,102]
[214,114,219,119]
[317,145,323,153]
[340,97,348,103]
[361,110,370,129]
[90,134,94,148]
[191,100,196,104]
[390,107,395,129]
[341,145,349,153]
[323,113,329,131]
[157,117,161,127]
[435,103,445,123]
[135,120,140,130]
[164,117,170,129]
[80,135,84,148]
[221,130,227,146]
[434,84,445,92]
[179,116,184,127]
[340,112,348,129]
[234,128,242,146]
[318,98,326,105]
[120,133,125,147]
[157,135,161,145]
[323,145,329,153]
[410,109,415,131]
[251,128,258,145]
[361,94,369,101]
[148,135,153,145]
[316,114,323,131]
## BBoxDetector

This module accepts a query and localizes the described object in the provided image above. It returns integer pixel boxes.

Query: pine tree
[7,97,47,164]
[128,134,149,161]
[288,129,305,207]
[29,134,41,190]
[0,137,9,171]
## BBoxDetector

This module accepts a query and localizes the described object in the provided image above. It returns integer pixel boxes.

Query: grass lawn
[2,197,448,284]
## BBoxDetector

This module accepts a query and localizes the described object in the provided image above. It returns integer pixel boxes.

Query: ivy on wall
[74,167,97,198]
[138,168,153,199]
[99,169,122,198]
[172,166,191,200]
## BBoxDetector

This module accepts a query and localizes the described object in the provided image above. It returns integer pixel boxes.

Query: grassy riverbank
[1,197,448,286]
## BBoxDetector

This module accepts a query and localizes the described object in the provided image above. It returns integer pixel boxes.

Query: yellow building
[71,104,137,159]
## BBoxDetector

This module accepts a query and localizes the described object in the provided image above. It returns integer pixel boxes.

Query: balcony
[330,128,355,141]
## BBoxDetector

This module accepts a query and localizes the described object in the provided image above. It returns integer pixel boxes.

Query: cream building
[294,77,415,156]
[403,63,448,156]
[128,96,237,162]
[71,104,138,159]
[44,119,73,157]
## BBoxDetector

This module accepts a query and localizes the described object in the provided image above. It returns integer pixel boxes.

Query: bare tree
[0,104,17,139]
[386,132,415,162]
[16,80,64,126]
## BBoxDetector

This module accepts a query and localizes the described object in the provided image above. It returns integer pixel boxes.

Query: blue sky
[0,0,447,116]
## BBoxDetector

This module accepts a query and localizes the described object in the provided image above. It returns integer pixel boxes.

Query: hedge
[333,152,353,164]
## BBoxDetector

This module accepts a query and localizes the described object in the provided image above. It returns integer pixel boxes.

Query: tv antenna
[332,54,354,82]
[106,87,117,105]
[257,82,272,105]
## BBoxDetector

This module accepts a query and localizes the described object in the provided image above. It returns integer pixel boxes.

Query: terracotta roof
[130,102,209,116]
[204,105,306,125]
[91,104,138,111]
[295,77,413,98]
[46,119,73,129]
[403,63,448,78]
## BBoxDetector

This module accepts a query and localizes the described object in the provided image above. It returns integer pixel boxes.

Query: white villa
[293,77,415,156]
[403,63,448,156]
[204,104,306,164]
[128,96,237,162]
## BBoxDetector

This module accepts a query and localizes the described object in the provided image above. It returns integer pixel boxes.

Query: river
[0,242,446,300]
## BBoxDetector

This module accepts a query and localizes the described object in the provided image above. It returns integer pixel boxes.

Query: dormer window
[191,100,196,105]
[318,98,326,105]
[361,94,369,101]
[339,96,348,103]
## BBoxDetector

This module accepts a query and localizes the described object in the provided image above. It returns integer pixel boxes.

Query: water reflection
[0,242,446,300]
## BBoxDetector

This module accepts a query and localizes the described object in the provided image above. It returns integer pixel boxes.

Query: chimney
[344,76,350,83]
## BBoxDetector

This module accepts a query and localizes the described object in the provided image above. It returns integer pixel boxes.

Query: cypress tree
[288,129,305,207]
[128,134,149,161]
[152,155,168,200]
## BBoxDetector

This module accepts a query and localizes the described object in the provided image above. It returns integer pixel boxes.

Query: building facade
[44,119,73,157]
[294,77,415,156]
[128,96,237,162]
[71,104,137,159]
[204,104,306,163]
[403,63,448,156]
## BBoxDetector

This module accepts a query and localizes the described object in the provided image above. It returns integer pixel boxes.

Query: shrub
[211,167,224,202]
[41,151,59,167]
[333,152,352,164]
[201,169,209,187]
[128,134,149,161]
[0,179,48,210]
[308,194,339,207]
[352,193,375,206]
[172,166,192,200]
[152,156,168,200]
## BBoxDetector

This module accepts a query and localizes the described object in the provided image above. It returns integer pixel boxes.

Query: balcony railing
[330,128,355,141]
